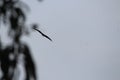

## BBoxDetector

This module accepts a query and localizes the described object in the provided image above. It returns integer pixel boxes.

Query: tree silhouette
[0,0,51,80]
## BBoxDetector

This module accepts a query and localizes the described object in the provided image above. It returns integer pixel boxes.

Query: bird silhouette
[32,24,52,41]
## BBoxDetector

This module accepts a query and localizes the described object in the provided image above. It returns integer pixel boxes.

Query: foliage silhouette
[0,0,51,80]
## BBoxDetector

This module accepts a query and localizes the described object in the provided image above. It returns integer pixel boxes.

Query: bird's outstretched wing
[33,28,52,41]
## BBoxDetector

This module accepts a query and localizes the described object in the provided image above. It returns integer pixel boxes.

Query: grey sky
[1,0,120,80]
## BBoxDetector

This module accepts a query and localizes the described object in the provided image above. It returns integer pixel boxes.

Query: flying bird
[32,24,52,41]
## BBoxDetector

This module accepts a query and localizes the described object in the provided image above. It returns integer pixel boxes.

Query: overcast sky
[1,0,120,80]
